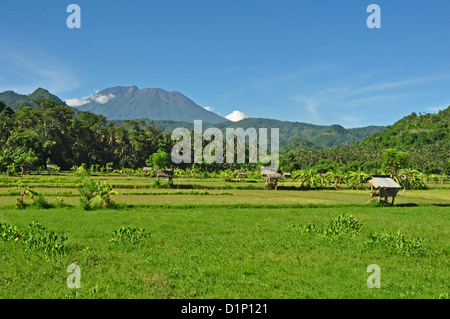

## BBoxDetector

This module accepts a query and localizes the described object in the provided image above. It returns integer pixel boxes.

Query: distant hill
[73,86,228,124]
[0,88,66,110]
[111,117,386,151]
[359,106,449,150]
[287,106,450,173]
[213,118,385,150]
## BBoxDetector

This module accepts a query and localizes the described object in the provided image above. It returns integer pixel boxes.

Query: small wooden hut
[47,164,56,170]
[283,172,292,178]
[261,167,277,177]
[265,172,283,190]
[156,170,174,181]
[236,171,247,179]
[106,166,113,173]
[366,175,402,205]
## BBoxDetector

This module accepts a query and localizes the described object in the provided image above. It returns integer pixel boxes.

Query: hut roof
[261,168,278,176]
[267,172,283,179]
[366,175,401,189]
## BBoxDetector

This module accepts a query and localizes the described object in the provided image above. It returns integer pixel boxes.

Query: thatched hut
[236,171,248,178]
[265,172,283,190]
[366,175,402,205]
[156,170,174,180]
[261,167,277,177]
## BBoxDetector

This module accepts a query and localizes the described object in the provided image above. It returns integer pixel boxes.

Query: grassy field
[0,173,448,299]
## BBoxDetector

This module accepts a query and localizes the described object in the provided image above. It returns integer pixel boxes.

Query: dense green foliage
[114,118,386,150]
[0,93,448,176]
[0,99,172,171]
[284,106,450,174]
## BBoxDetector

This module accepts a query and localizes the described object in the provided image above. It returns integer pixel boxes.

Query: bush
[32,194,53,209]
[78,177,118,210]
[323,214,362,239]
[110,227,150,244]
[366,230,424,256]
[78,177,99,210]
[290,214,363,241]
[0,221,68,256]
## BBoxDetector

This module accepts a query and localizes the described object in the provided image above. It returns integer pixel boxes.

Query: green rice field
[0,173,448,299]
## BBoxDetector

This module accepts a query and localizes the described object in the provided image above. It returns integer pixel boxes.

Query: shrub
[110,227,149,244]
[78,177,99,210]
[0,221,68,256]
[323,214,362,239]
[8,181,38,209]
[366,230,424,256]
[0,223,21,241]
[221,170,235,182]
[78,177,118,210]
[32,194,53,209]
[152,179,161,188]
[290,214,363,241]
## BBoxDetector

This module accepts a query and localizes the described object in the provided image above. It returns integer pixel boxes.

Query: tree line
[0,99,448,176]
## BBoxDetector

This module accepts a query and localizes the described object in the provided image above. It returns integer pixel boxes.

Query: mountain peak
[75,86,228,123]
[0,88,64,109]
[32,87,49,94]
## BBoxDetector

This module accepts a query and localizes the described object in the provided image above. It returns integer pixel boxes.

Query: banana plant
[97,180,118,208]
[399,168,425,189]
[348,168,369,190]
[326,170,341,189]
[293,169,318,188]
[54,197,65,207]
[8,181,38,209]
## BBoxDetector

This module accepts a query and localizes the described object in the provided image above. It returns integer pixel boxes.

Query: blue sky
[1,0,449,127]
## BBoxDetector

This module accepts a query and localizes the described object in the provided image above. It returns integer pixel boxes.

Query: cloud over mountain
[65,93,115,107]
[225,110,248,122]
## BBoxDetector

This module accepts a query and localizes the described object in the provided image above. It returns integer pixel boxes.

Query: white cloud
[64,97,90,107]
[225,110,248,122]
[91,93,115,104]
[65,93,115,107]
[204,106,213,111]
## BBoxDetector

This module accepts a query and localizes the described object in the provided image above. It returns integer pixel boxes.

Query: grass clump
[110,226,150,244]
[323,214,363,239]
[366,230,424,256]
[290,214,362,240]
[0,221,68,256]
